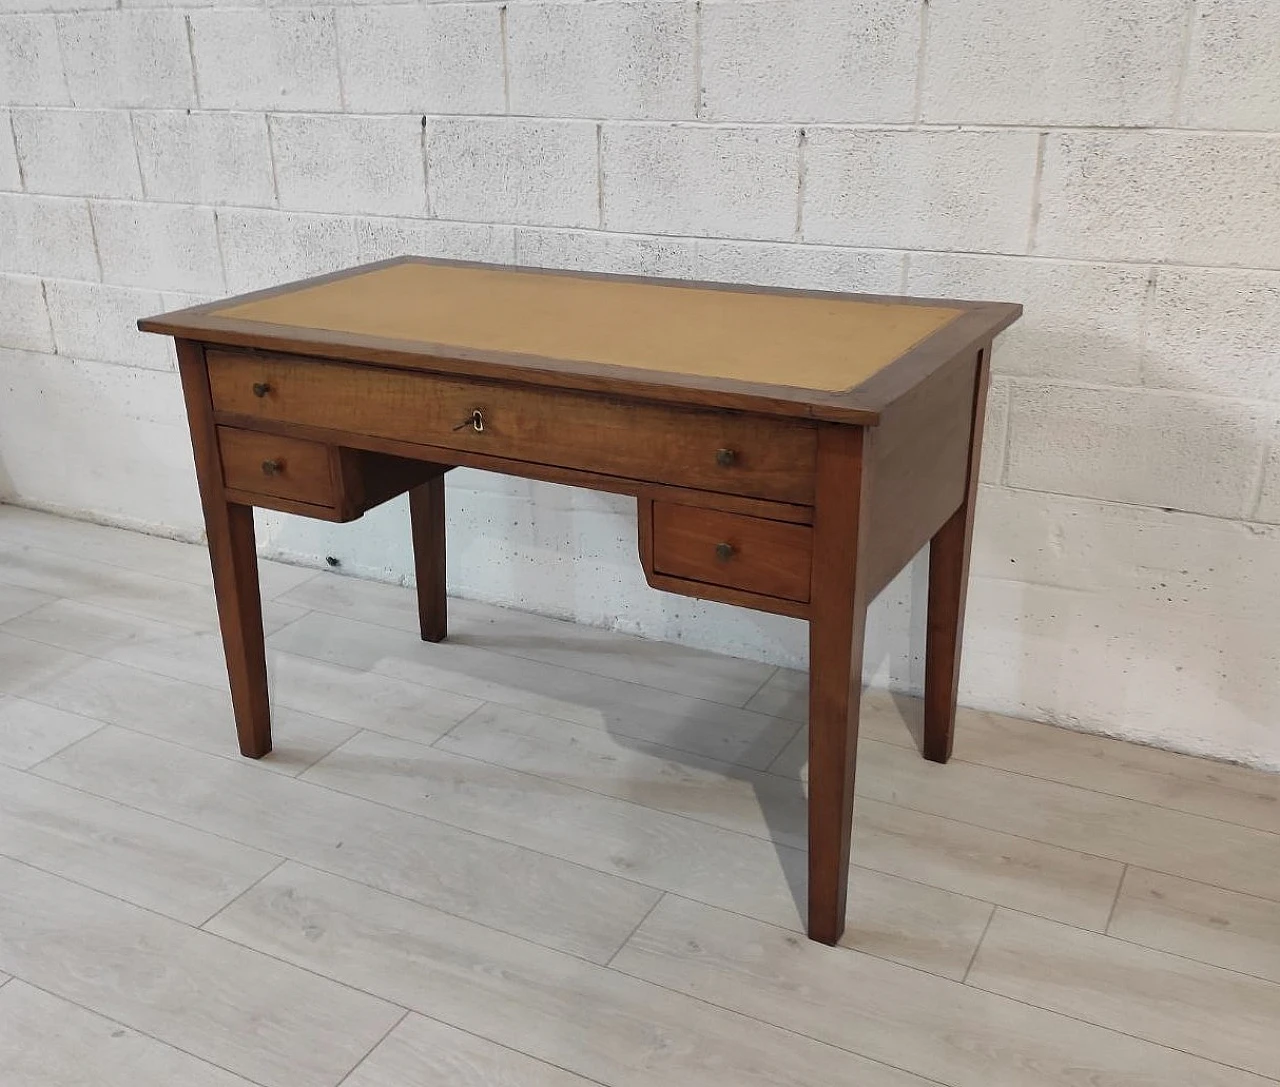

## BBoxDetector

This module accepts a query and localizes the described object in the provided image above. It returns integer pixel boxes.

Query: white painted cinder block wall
[2,1,1278,766]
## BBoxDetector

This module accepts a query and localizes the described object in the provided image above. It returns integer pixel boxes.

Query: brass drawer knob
[715,542,736,562]
[252,382,272,398]
[261,459,283,477]
[715,447,737,467]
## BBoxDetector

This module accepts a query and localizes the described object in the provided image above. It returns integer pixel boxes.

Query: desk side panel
[862,348,984,600]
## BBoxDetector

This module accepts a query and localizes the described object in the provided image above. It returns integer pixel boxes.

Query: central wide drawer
[206,349,817,504]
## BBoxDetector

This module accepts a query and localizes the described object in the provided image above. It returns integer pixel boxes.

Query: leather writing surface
[215,262,964,394]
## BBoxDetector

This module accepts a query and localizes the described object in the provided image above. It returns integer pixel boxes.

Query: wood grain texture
[651,502,812,602]
[176,340,272,758]
[343,1014,596,1087]
[408,476,447,642]
[213,414,814,524]
[923,345,992,763]
[207,349,818,503]
[1109,868,1280,985]
[299,728,991,977]
[968,909,1280,1081]
[140,257,1022,425]
[861,348,978,599]
[268,609,800,770]
[613,896,1266,1087]
[0,762,277,924]
[38,725,660,964]
[0,982,256,1087]
[0,855,402,1087]
[208,861,939,1087]
[806,424,872,945]
[440,703,1124,934]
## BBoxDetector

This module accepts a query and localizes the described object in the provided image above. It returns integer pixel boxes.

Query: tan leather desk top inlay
[213,262,965,394]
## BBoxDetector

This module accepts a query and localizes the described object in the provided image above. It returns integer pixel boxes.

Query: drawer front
[652,502,812,602]
[218,426,336,506]
[206,350,817,504]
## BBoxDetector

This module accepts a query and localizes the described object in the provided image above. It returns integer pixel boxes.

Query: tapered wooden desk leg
[807,426,871,945]
[206,502,272,757]
[176,339,272,758]
[923,345,992,764]
[409,477,447,642]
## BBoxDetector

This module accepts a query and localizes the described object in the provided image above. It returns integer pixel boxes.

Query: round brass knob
[252,382,271,398]
[715,542,735,561]
[261,459,282,476]
[715,447,737,467]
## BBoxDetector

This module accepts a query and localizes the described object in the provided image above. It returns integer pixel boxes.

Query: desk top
[141,258,1020,424]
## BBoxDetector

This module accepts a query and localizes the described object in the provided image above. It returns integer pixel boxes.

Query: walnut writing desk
[140,258,1020,946]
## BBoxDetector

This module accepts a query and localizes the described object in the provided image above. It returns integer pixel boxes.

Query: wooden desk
[141,258,1020,945]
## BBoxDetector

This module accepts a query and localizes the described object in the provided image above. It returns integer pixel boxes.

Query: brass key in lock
[453,409,485,433]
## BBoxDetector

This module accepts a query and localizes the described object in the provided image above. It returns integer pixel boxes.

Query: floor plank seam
[332,1008,410,1087]
[0,974,278,1087]
[18,686,1280,980]
[942,752,1280,837]
[270,603,789,718]
[1104,864,1129,933]
[0,528,322,604]
[963,973,1280,1084]
[603,893,666,969]
[960,905,996,984]
[739,664,781,709]
[18,718,109,775]
[603,957,957,1087]
[197,857,292,931]
[427,698,490,749]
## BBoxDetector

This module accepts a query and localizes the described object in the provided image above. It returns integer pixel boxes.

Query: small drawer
[651,502,812,603]
[218,426,336,507]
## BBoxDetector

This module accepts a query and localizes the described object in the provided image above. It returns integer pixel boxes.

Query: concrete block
[1145,268,1280,402]
[428,118,598,229]
[700,0,918,122]
[980,378,1009,485]
[0,350,203,533]
[11,108,141,199]
[0,0,113,10]
[1036,133,1280,267]
[1006,382,1276,519]
[973,485,1280,628]
[190,9,341,111]
[271,114,426,217]
[515,229,700,279]
[44,280,172,371]
[602,123,798,240]
[1182,0,1280,130]
[962,571,1280,768]
[0,194,98,280]
[338,5,504,114]
[921,0,1183,125]
[0,111,19,191]
[906,254,1148,383]
[0,15,69,105]
[133,111,274,208]
[0,274,53,351]
[218,208,357,294]
[58,11,195,108]
[695,239,903,293]
[1256,446,1280,524]
[804,129,1038,252]
[355,218,515,265]
[91,201,223,294]
[507,1,695,120]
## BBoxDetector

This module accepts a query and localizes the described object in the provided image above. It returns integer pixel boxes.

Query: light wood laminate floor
[1,503,1278,1087]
